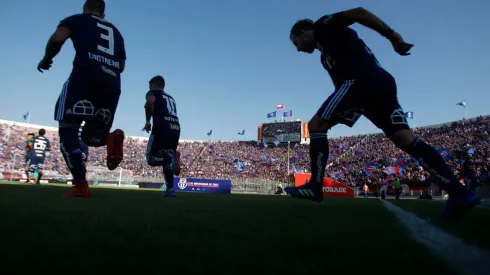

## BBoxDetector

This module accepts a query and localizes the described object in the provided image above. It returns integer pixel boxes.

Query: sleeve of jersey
[58,15,77,30]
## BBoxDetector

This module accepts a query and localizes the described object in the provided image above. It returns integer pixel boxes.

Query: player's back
[32,136,51,158]
[148,90,180,134]
[60,13,126,85]
[314,15,389,81]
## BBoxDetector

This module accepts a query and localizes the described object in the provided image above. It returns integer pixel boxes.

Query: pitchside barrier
[294,173,355,198]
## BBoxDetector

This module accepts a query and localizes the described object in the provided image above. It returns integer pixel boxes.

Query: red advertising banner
[294,173,354,198]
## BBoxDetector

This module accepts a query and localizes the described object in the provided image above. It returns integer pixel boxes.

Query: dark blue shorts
[316,75,410,136]
[146,130,180,167]
[29,156,46,171]
[24,154,31,165]
[54,72,120,131]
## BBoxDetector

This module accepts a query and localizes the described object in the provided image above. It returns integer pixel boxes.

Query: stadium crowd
[1,116,489,187]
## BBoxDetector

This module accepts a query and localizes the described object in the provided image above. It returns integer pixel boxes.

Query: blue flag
[237,130,245,135]
[207,130,212,136]
[404,111,414,119]
[456,100,466,108]
[283,110,293,117]
[267,111,276,118]
[23,111,30,122]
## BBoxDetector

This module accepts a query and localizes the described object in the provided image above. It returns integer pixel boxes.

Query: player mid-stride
[24,132,35,183]
[144,75,181,197]
[37,0,126,197]
[285,7,480,220]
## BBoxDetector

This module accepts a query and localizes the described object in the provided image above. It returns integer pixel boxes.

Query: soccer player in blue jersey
[24,132,35,182]
[31,129,52,184]
[285,7,480,220]
[144,75,181,197]
[37,0,126,197]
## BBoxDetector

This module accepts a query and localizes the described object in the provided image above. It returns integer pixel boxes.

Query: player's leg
[80,85,124,170]
[364,78,479,219]
[24,155,31,182]
[55,77,90,197]
[285,79,358,202]
[36,160,45,183]
[162,134,180,197]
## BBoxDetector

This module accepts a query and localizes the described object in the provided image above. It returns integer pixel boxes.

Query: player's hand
[389,32,413,56]
[144,122,152,133]
[37,58,53,73]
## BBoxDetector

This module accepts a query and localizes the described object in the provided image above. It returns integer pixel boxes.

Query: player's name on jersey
[88,52,120,69]
[164,116,179,123]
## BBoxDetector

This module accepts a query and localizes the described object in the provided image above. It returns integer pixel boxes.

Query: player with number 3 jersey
[286,7,480,220]
[37,0,126,198]
[144,75,181,197]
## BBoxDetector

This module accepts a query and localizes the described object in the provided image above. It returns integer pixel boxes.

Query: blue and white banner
[174,177,232,194]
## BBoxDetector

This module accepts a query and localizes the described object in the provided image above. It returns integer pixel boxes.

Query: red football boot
[106,129,125,170]
[64,180,91,198]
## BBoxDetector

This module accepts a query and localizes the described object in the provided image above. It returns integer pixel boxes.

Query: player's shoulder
[163,91,175,100]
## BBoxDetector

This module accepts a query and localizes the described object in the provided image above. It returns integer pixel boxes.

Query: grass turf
[0,182,458,274]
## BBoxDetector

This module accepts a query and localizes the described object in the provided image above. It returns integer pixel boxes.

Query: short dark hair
[85,0,105,14]
[290,19,314,36]
[149,75,165,89]
[27,132,35,136]
[39,129,46,136]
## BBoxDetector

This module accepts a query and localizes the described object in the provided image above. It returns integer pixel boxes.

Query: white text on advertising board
[323,187,347,193]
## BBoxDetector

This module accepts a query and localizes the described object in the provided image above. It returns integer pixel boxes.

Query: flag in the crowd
[23,111,30,122]
[456,100,466,108]
[364,163,377,176]
[141,127,145,131]
[276,104,284,110]
[207,130,212,136]
[235,160,245,172]
[267,111,277,118]
[354,150,365,157]
[437,148,452,161]
[291,162,298,173]
[273,140,280,147]
[263,141,268,148]
[410,156,420,166]
[237,130,245,135]
[283,110,293,117]
[466,147,475,157]
[404,111,414,119]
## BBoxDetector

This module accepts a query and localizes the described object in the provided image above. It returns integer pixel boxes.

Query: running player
[31,129,52,184]
[285,7,480,220]
[144,75,181,197]
[37,0,126,197]
[24,132,35,182]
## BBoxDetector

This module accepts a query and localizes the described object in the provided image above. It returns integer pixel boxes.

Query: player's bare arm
[333,7,413,55]
[37,27,71,72]
[144,94,156,133]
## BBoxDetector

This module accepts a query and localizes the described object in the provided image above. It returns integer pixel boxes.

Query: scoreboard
[257,121,309,143]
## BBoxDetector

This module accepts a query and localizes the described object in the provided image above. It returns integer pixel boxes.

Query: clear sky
[0,0,489,141]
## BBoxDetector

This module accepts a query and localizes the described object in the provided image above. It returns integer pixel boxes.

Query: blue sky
[0,0,489,141]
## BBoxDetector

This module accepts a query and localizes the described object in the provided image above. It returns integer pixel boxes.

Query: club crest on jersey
[178,178,187,190]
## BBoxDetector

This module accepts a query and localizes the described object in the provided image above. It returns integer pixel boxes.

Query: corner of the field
[379,198,490,275]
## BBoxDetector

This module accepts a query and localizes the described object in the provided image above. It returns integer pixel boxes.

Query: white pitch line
[381,199,490,275]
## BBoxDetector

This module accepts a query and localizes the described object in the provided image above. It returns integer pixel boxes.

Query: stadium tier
[0,117,489,187]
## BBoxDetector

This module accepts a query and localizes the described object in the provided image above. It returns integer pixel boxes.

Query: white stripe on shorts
[321,79,355,120]
[56,79,70,121]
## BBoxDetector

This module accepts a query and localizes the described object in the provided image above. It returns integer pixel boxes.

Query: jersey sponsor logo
[73,100,95,116]
[170,123,180,131]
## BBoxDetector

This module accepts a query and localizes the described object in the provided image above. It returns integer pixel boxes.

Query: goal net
[86,166,137,188]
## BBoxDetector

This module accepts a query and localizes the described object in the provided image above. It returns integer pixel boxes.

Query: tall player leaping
[37,0,126,197]
[285,7,480,220]
[24,132,35,183]
[144,75,181,197]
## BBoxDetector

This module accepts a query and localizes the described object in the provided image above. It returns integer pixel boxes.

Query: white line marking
[381,199,490,275]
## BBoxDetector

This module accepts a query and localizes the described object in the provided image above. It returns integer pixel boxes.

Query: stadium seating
[0,116,488,187]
